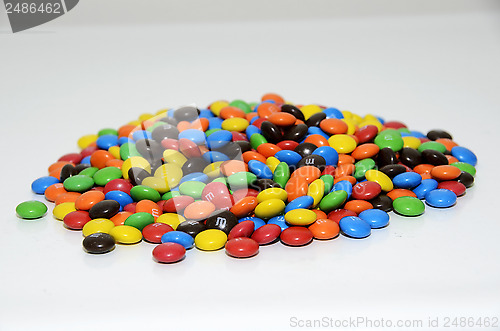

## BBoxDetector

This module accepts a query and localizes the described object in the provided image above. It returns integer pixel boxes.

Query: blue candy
[285,196,314,213]
[248,160,273,179]
[238,217,265,230]
[161,231,195,249]
[199,109,215,118]
[307,127,330,140]
[31,176,60,194]
[312,146,339,166]
[105,190,133,210]
[323,107,344,119]
[339,216,371,239]
[245,125,261,138]
[180,172,209,183]
[118,137,133,146]
[206,130,232,149]
[96,134,119,150]
[208,117,224,130]
[412,179,438,199]
[393,172,422,189]
[274,150,302,167]
[332,180,352,199]
[80,156,91,165]
[451,146,477,166]
[425,189,457,208]
[358,209,390,229]
[132,130,152,141]
[267,215,289,231]
[178,129,206,145]
[202,151,230,163]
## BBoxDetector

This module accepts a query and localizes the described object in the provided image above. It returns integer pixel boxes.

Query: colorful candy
[16,93,478,265]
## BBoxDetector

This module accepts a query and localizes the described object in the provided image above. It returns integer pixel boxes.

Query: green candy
[179,181,206,199]
[397,128,411,134]
[124,212,154,231]
[273,162,290,189]
[93,167,122,186]
[78,167,99,177]
[63,175,94,192]
[205,129,222,137]
[130,185,161,202]
[162,191,181,200]
[353,158,376,180]
[230,99,252,113]
[120,142,141,160]
[16,200,47,219]
[319,190,348,213]
[393,196,425,216]
[98,128,118,136]
[211,177,229,185]
[228,172,257,189]
[418,141,447,153]
[451,162,476,176]
[320,175,334,194]
[250,133,267,150]
[374,129,404,152]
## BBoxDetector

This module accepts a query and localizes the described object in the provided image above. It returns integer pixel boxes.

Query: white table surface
[1,3,500,330]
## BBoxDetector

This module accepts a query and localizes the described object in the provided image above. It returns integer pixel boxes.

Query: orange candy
[257,103,280,119]
[90,150,114,169]
[189,118,209,131]
[75,191,105,210]
[267,112,296,127]
[220,160,248,177]
[445,155,459,164]
[436,138,458,151]
[344,200,373,214]
[246,112,259,122]
[290,166,321,184]
[333,176,357,185]
[310,209,327,220]
[256,143,281,158]
[105,159,123,169]
[183,201,216,220]
[414,164,434,175]
[110,211,133,226]
[230,196,258,218]
[308,219,340,240]
[285,176,309,202]
[261,93,285,104]
[319,118,348,135]
[335,164,355,178]
[242,151,267,164]
[118,124,136,138]
[44,183,67,202]
[387,189,417,200]
[177,121,191,132]
[303,134,329,147]
[338,154,355,165]
[48,161,72,174]
[55,192,82,205]
[220,106,246,119]
[351,143,380,160]
[136,199,162,219]
[430,165,462,180]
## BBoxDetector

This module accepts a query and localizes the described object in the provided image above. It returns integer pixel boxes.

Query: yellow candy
[128,120,141,126]
[155,109,169,116]
[365,169,394,191]
[121,156,151,179]
[138,113,154,122]
[266,157,280,173]
[341,118,357,135]
[108,146,121,159]
[254,199,285,218]
[359,120,383,132]
[203,161,224,178]
[307,179,325,207]
[77,134,98,149]
[109,225,142,244]
[403,136,422,149]
[299,105,322,120]
[364,114,379,122]
[82,218,115,237]
[156,213,186,230]
[142,176,170,194]
[53,202,76,220]
[195,229,227,251]
[341,110,353,120]
[328,134,357,154]
[351,113,364,125]
[210,100,230,116]
[221,118,249,132]
[284,209,317,226]
[163,150,187,167]
[256,188,288,202]
[154,163,183,188]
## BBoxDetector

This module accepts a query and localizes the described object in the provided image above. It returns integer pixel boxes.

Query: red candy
[354,125,378,144]
[437,181,466,196]
[163,195,195,213]
[152,243,186,263]
[63,211,91,230]
[201,182,234,210]
[225,237,259,258]
[251,224,281,245]
[280,227,313,246]
[228,220,255,240]
[103,179,133,195]
[327,209,357,223]
[142,223,174,243]
[351,181,382,200]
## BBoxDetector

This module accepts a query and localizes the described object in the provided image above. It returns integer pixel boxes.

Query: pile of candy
[16,93,477,263]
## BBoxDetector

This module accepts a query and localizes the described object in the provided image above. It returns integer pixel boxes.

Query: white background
[1,1,500,330]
